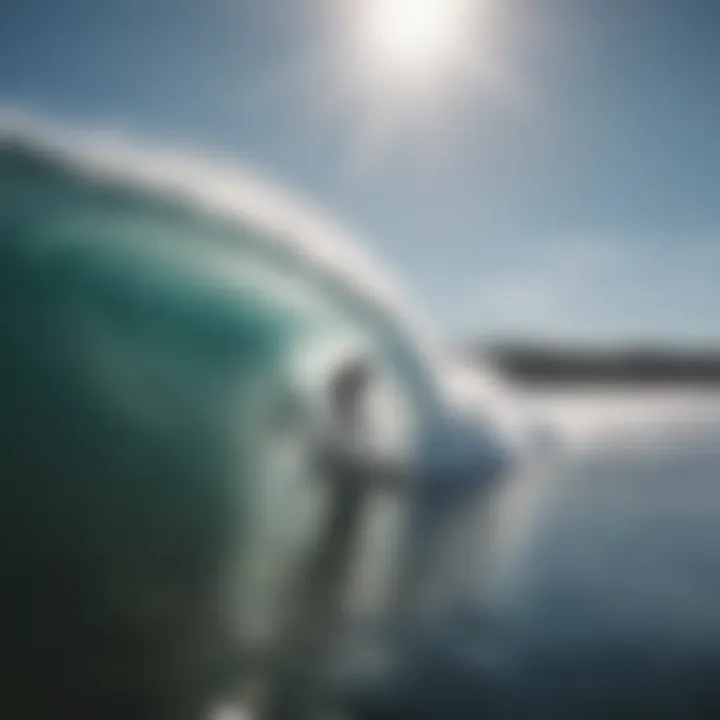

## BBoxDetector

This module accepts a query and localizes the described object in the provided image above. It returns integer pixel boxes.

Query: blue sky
[1,0,718,344]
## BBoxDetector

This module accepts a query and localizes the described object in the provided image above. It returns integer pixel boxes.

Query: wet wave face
[0,125,410,720]
[0,130,298,719]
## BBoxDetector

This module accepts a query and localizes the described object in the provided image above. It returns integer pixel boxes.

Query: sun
[359,0,474,83]
[250,0,518,174]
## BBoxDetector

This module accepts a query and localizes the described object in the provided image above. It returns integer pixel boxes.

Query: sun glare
[360,0,473,81]
[299,0,519,173]
[237,0,521,173]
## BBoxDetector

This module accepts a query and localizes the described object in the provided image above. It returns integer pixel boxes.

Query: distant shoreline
[464,345,720,386]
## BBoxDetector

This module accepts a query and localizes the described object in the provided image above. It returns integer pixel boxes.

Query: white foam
[0,107,430,342]
[0,108,505,420]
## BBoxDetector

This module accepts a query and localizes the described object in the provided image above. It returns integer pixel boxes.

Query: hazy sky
[1,0,718,344]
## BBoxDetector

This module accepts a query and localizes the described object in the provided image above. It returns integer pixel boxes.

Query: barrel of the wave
[0,139,313,720]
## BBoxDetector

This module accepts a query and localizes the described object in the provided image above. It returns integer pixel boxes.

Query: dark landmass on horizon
[463,343,720,386]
